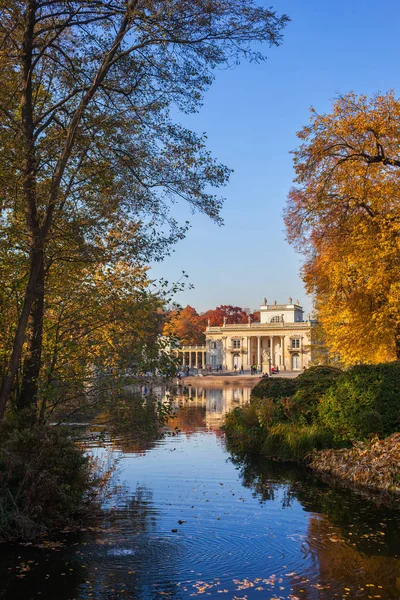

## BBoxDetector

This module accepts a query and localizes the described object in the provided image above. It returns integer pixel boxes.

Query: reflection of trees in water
[96,391,173,453]
[102,483,158,536]
[306,515,400,598]
[168,405,206,433]
[0,485,165,600]
[229,449,400,598]
[228,449,301,506]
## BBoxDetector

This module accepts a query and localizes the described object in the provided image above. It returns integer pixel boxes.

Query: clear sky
[150,0,400,314]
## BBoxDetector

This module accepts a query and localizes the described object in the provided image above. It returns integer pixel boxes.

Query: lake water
[0,382,399,599]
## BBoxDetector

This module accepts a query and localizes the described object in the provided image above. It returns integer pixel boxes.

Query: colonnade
[177,347,207,369]
[229,334,303,371]
[248,335,287,369]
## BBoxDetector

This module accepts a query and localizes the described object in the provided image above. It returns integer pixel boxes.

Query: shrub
[0,417,101,541]
[290,366,342,424]
[318,363,400,442]
[224,404,263,453]
[262,423,337,461]
[250,367,342,428]
[251,377,298,402]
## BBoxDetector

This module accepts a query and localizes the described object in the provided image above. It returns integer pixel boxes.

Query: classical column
[223,336,227,370]
[257,336,261,368]
[300,337,304,370]
[195,351,198,369]
[269,336,273,372]
[281,336,285,369]
[247,337,251,367]
[182,351,185,367]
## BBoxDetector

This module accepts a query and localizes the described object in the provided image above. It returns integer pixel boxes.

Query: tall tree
[163,305,206,345]
[285,92,400,364]
[0,1,289,418]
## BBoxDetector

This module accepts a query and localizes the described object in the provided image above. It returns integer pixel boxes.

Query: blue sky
[150,0,400,314]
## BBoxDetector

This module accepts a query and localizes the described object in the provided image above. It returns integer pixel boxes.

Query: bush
[225,362,400,463]
[251,377,298,402]
[0,417,100,541]
[262,423,337,462]
[318,363,400,442]
[250,367,342,428]
[224,404,264,454]
[290,366,342,424]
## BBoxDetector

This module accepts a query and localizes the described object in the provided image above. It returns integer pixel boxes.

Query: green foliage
[0,416,100,541]
[224,405,264,454]
[250,368,342,427]
[318,363,400,442]
[262,423,336,461]
[225,362,399,462]
[290,366,342,424]
[251,377,298,402]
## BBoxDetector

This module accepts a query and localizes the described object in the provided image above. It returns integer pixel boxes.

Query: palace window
[270,316,280,323]
[232,339,241,349]
[290,338,300,349]
[211,341,217,349]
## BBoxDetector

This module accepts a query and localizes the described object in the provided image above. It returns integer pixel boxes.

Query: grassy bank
[224,363,400,496]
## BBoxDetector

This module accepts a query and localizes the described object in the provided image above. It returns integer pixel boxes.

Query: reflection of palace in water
[167,384,254,430]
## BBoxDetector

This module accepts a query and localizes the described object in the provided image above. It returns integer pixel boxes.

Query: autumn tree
[203,305,249,326]
[163,303,256,344]
[285,92,400,364]
[250,310,260,322]
[0,1,289,418]
[163,305,206,345]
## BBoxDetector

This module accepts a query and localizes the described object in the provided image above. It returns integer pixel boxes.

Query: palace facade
[177,298,314,373]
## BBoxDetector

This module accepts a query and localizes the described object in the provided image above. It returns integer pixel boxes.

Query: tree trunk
[0,2,131,421]
[0,248,43,419]
[0,1,38,420]
[17,252,45,413]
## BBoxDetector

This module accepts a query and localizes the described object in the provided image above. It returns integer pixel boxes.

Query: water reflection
[0,383,399,600]
[167,383,253,430]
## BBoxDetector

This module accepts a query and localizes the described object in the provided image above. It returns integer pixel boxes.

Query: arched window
[270,316,280,323]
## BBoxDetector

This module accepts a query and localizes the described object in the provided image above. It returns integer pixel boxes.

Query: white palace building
[177,298,314,373]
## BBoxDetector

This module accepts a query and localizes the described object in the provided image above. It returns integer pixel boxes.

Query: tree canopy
[0,1,289,418]
[285,92,400,364]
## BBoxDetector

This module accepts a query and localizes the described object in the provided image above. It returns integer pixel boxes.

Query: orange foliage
[163,306,206,345]
[285,92,400,364]
[163,304,254,345]
[203,305,249,326]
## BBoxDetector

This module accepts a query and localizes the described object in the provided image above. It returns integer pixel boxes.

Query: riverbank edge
[224,429,400,505]
[308,433,400,501]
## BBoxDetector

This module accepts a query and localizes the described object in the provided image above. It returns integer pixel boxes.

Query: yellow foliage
[285,92,400,364]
